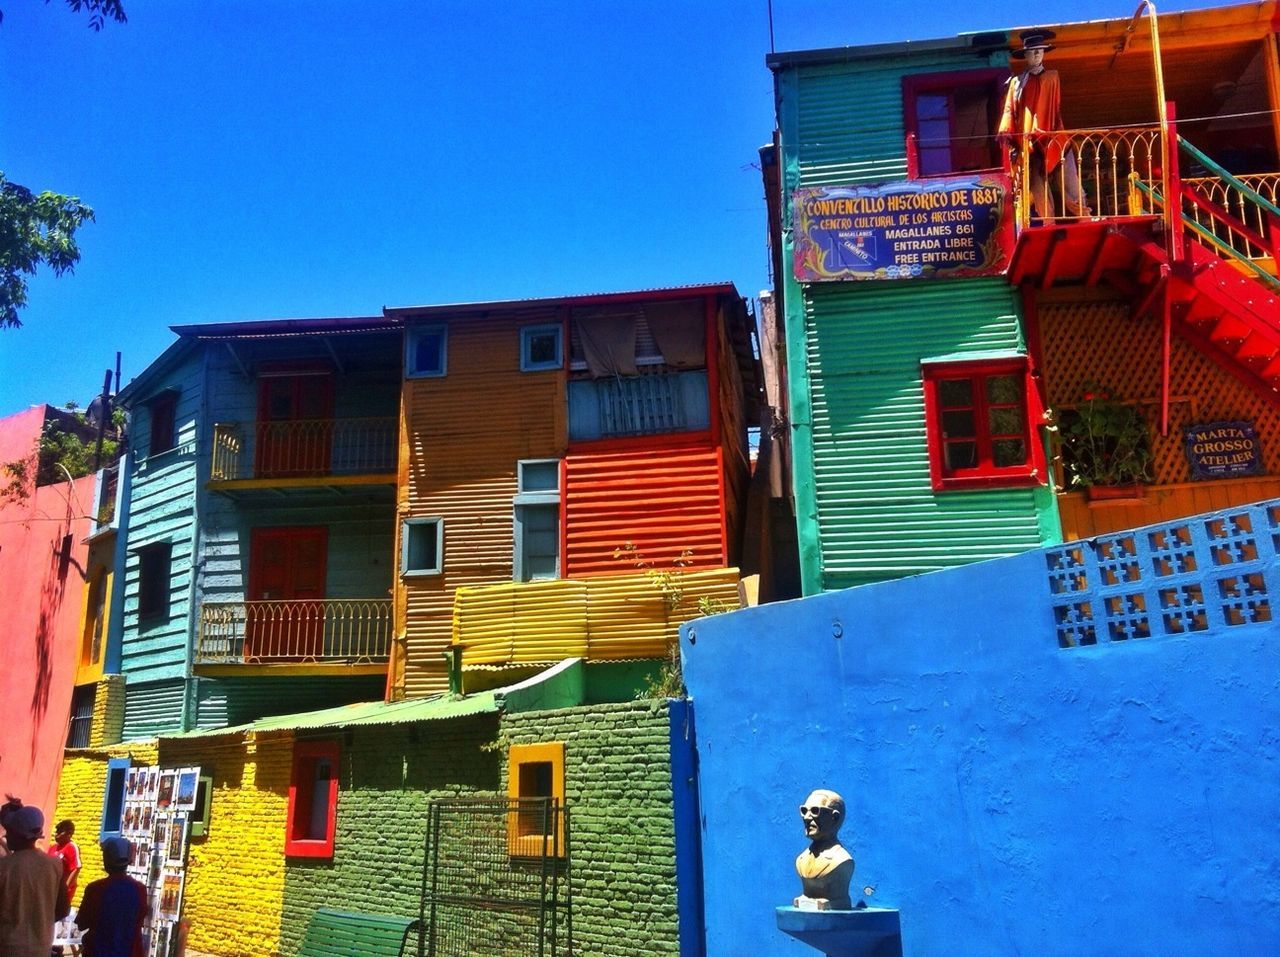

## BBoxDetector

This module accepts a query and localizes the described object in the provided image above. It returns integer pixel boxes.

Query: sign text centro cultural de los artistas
[792,175,1014,282]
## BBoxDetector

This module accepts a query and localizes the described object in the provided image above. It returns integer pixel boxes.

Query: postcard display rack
[122,765,201,957]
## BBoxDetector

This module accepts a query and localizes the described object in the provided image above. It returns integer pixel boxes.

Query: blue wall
[682,500,1280,956]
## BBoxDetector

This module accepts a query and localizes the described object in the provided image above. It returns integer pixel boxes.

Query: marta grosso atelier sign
[1185,421,1261,479]
[792,175,1014,282]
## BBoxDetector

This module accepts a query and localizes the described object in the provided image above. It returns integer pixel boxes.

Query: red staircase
[1007,135,1280,406]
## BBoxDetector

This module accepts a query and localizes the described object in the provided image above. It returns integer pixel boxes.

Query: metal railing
[210,417,397,481]
[196,598,392,664]
[567,369,708,440]
[1180,173,1280,264]
[1014,125,1163,226]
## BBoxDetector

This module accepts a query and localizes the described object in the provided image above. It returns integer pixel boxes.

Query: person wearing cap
[998,29,1090,223]
[75,838,150,957]
[0,804,70,957]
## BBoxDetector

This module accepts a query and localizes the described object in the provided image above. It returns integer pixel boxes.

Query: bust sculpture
[794,788,854,911]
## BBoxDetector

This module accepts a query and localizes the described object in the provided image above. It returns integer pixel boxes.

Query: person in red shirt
[75,838,149,957]
[47,820,82,903]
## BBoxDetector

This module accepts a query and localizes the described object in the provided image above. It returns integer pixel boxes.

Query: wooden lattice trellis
[1039,297,1280,486]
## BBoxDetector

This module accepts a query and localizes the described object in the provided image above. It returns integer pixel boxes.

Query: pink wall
[0,405,96,820]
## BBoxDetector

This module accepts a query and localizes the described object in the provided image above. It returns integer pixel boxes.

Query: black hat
[1012,29,1056,58]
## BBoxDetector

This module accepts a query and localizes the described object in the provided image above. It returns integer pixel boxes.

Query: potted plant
[1054,384,1154,499]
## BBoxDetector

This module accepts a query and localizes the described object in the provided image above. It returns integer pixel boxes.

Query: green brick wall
[501,699,680,957]
[279,716,502,957]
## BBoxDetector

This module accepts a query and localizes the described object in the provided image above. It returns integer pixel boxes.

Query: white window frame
[401,517,444,577]
[520,324,563,373]
[514,459,560,582]
[406,325,448,378]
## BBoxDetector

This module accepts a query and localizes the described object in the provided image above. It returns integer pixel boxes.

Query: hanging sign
[792,174,1014,282]
[1185,421,1261,479]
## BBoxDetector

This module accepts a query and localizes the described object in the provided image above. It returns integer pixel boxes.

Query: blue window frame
[514,459,560,582]
[100,757,130,840]
[401,517,444,577]
[406,325,447,378]
[520,324,562,372]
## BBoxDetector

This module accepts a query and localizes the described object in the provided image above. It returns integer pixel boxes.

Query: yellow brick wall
[89,674,126,748]
[160,732,293,957]
[54,741,158,905]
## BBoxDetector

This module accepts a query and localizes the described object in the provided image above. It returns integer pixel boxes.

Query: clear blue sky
[0,0,1236,412]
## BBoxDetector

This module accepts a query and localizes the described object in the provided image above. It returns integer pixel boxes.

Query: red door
[255,373,334,478]
[246,527,328,660]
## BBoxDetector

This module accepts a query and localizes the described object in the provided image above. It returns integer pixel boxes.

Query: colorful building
[766,2,1280,595]
[386,285,761,698]
[109,317,401,739]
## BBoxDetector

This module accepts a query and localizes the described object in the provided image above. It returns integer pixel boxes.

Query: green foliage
[0,173,96,328]
[36,414,118,486]
[1055,383,1154,489]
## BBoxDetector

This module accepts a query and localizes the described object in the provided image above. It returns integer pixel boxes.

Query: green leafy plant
[1055,384,1154,489]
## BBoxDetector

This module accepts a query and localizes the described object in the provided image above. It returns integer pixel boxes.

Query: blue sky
[0,0,1236,412]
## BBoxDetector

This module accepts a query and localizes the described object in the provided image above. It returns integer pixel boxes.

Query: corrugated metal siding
[398,310,566,699]
[792,54,995,188]
[122,678,186,740]
[454,569,741,666]
[563,445,726,576]
[193,675,384,730]
[805,279,1050,589]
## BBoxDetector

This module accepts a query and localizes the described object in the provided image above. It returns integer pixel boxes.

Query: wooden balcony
[451,567,741,668]
[195,598,392,676]
[568,370,709,441]
[209,417,397,489]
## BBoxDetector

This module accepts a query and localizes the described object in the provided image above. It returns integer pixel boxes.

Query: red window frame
[922,357,1046,492]
[902,68,1007,178]
[147,392,177,456]
[285,740,340,858]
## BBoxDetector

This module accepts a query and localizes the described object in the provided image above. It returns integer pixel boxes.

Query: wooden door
[246,527,328,660]
[255,373,334,478]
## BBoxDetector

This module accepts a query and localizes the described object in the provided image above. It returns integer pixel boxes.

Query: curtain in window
[577,310,639,378]
[643,300,705,369]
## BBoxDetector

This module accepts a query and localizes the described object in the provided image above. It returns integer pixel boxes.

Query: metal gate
[420,797,572,957]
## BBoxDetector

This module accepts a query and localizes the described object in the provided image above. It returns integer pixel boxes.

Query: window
[903,69,1006,177]
[147,391,178,456]
[286,741,339,858]
[922,357,1046,491]
[136,542,173,622]
[406,325,447,378]
[521,324,563,372]
[507,742,565,858]
[100,758,130,840]
[189,773,214,838]
[514,460,560,582]
[401,518,444,577]
[66,685,96,749]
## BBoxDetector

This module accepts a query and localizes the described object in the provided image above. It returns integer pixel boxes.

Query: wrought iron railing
[210,417,397,481]
[1180,173,1280,263]
[1014,125,1162,226]
[196,599,392,664]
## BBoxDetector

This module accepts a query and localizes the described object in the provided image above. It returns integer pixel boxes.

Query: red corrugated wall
[563,443,727,577]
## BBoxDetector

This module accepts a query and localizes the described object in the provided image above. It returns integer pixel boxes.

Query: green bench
[298,908,421,957]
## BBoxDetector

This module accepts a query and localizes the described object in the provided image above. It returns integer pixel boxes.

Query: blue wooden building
[113,317,400,737]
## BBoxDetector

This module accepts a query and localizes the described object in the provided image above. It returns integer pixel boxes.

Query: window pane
[919,149,953,176]
[412,332,443,374]
[941,410,975,438]
[405,521,440,573]
[527,332,559,366]
[986,374,1021,404]
[308,758,332,840]
[944,441,977,470]
[988,406,1025,436]
[518,504,559,581]
[938,379,972,407]
[993,439,1028,466]
[916,94,948,121]
[519,461,559,493]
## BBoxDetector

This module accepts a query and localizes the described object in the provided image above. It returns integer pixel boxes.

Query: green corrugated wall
[122,678,187,740]
[776,46,1058,595]
[804,280,1057,591]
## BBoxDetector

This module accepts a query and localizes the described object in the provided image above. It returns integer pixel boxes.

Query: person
[75,838,150,957]
[0,804,70,957]
[47,820,82,904]
[794,788,855,910]
[998,29,1090,223]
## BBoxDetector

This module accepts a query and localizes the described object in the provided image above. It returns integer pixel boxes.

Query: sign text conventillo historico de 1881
[792,175,1015,282]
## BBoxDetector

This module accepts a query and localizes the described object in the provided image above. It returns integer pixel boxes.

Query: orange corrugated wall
[563,444,727,577]
[394,308,566,699]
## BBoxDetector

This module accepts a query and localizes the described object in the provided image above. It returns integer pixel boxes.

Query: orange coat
[999,69,1065,174]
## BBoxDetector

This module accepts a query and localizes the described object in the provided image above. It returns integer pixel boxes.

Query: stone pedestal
[775,906,902,957]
